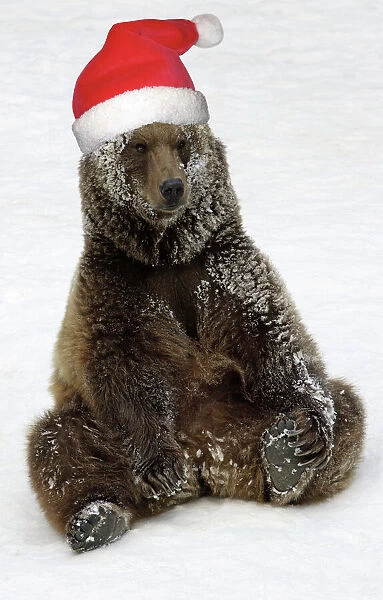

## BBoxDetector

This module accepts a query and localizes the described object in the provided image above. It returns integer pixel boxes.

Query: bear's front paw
[262,409,332,494]
[135,449,188,500]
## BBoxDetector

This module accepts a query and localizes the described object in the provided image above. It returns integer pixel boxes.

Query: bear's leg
[261,378,365,505]
[27,402,138,551]
[28,401,200,551]
[179,379,364,506]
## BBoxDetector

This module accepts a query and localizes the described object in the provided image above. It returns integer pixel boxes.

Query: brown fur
[27,122,365,539]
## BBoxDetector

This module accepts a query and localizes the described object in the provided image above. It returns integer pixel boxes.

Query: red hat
[72,14,223,154]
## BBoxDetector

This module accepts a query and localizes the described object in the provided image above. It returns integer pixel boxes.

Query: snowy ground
[1,0,382,598]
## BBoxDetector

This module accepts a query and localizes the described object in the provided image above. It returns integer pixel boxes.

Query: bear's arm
[197,231,335,438]
[53,266,192,498]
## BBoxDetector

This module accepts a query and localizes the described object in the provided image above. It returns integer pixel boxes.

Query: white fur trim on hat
[192,14,224,48]
[72,86,209,154]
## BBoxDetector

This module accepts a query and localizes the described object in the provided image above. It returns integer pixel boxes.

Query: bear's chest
[123,261,207,339]
[146,264,205,338]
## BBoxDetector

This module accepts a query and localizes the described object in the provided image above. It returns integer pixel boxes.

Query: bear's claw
[66,501,131,552]
[136,451,188,499]
[262,411,330,493]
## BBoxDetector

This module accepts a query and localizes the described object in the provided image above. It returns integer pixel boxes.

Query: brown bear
[27,16,365,552]
[28,121,365,552]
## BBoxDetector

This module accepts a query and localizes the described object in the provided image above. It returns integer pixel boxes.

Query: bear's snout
[159,178,184,210]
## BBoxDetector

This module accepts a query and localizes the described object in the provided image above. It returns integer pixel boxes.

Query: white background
[1,0,382,598]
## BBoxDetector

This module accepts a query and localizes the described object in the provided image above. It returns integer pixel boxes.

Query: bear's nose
[159,178,184,207]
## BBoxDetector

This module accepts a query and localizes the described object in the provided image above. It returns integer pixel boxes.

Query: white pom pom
[192,14,224,48]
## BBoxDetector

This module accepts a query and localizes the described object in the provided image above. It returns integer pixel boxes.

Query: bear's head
[79,123,240,265]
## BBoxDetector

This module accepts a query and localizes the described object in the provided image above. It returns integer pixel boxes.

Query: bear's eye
[135,143,147,153]
[177,139,186,151]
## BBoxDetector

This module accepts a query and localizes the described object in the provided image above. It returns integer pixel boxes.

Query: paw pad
[262,416,311,493]
[66,501,130,552]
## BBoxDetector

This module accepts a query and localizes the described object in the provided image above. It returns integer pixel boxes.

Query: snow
[1,0,382,598]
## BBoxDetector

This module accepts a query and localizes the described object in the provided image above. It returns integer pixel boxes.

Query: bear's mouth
[158,199,185,212]
[137,194,188,223]
[155,200,187,219]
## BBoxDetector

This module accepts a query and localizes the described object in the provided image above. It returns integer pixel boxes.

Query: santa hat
[72,14,224,154]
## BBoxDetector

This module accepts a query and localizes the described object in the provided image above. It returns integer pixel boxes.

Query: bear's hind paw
[262,412,330,495]
[66,501,131,553]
